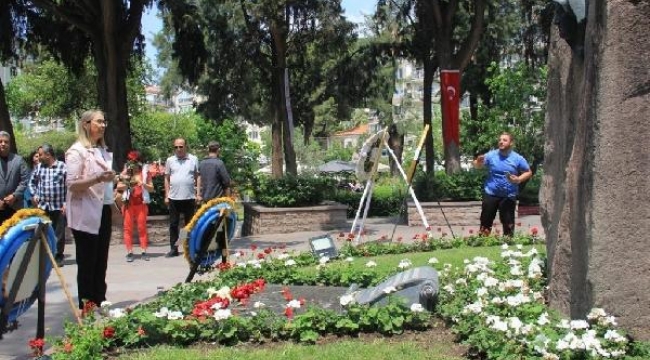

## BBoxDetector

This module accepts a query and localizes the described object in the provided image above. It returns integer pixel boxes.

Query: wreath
[182,197,237,270]
[0,209,57,324]
[355,130,385,182]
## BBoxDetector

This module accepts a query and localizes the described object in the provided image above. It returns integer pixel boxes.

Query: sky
[141,1,376,72]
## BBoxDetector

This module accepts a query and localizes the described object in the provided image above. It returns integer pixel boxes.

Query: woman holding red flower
[116,150,154,262]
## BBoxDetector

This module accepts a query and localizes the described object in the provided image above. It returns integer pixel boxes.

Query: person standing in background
[116,150,154,262]
[198,141,231,201]
[0,131,29,224]
[30,143,67,267]
[473,132,532,236]
[65,110,116,309]
[164,138,200,257]
[23,148,41,208]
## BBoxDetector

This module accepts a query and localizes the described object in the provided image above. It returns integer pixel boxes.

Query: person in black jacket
[0,131,29,224]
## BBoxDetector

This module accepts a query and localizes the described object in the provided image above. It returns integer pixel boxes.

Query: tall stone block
[542,0,650,340]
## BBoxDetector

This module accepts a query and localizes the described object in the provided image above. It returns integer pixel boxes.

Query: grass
[294,244,546,281]
[114,245,546,360]
[116,336,465,360]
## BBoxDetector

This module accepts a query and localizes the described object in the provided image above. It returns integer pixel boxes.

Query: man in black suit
[0,131,29,224]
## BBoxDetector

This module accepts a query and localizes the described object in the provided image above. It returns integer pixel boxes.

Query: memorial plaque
[346,266,439,311]
[237,284,350,316]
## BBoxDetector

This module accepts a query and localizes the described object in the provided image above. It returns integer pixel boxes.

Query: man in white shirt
[164,138,200,257]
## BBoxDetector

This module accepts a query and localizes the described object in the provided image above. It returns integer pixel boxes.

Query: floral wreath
[355,130,385,182]
[182,197,236,266]
[0,208,48,240]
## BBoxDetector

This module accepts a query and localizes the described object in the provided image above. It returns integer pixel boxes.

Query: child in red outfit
[117,151,154,262]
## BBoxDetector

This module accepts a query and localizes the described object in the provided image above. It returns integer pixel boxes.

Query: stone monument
[345,266,439,311]
[543,0,650,340]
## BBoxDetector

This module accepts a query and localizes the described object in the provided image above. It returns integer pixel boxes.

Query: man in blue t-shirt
[473,132,532,236]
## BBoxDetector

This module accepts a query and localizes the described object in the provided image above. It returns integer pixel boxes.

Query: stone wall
[241,202,348,236]
[406,201,481,227]
[542,1,650,339]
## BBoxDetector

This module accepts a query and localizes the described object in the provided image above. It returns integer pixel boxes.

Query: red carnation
[103,326,115,339]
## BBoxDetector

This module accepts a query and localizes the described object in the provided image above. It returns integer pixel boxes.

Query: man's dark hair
[41,143,56,157]
[208,141,221,153]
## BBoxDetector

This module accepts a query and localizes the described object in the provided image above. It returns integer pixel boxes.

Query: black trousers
[46,210,66,258]
[72,205,112,309]
[480,194,516,236]
[169,199,196,251]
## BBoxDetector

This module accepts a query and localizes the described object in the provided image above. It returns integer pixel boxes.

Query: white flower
[442,284,455,294]
[365,260,377,267]
[215,286,232,300]
[210,301,226,310]
[455,278,467,286]
[587,308,607,320]
[501,244,509,250]
[599,315,618,327]
[464,301,483,314]
[398,259,412,269]
[410,303,425,312]
[340,294,356,306]
[428,257,439,264]
[213,309,232,321]
[557,319,571,329]
[537,312,550,326]
[277,253,290,260]
[319,256,330,264]
[253,301,265,308]
[286,299,302,309]
[570,320,590,330]
[490,318,509,332]
[100,301,112,308]
[154,307,169,318]
[235,262,247,268]
[508,317,523,332]
[476,287,489,297]
[491,297,505,305]
[167,311,184,320]
[510,265,524,276]
[108,308,126,318]
[604,329,627,343]
[383,286,397,294]
[516,244,523,250]
[610,349,626,357]
[345,257,354,262]
[284,259,297,266]
[483,277,499,287]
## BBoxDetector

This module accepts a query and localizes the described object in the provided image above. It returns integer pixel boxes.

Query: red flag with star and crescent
[440,70,460,148]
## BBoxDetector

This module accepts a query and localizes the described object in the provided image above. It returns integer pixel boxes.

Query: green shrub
[518,168,542,205]
[328,185,405,218]
[252,175,334,207]
[412,170,485,201]
[148,175,168,216]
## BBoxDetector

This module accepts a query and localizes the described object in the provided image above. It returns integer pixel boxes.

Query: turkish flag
[440,70,460,147]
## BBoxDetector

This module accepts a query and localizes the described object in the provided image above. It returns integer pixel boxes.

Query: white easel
[350,126,430,245]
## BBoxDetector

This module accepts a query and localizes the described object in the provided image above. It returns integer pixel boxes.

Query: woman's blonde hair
[77,110,107,148]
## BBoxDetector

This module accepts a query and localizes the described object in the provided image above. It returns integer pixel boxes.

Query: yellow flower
[0,208,48,242]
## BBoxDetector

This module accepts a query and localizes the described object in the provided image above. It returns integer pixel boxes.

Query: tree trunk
[422,59,436,173]
[270,23,297,176]
[271,112,283,178]
[0,78,17,151]
[387,123,404,176]
[93,39,132,171]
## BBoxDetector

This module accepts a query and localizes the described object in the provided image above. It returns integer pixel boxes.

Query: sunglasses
[174,146,185,149]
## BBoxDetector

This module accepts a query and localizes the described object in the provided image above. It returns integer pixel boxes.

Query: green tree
[461,63,546,171]
[129,110,199,162]
[164,0,356,178]
[6,0,158,170]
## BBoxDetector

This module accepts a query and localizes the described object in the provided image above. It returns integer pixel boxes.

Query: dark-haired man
[473,132,532,236]
[30,143,67,266]
[0,131,29,224]
[199,141,231,201]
